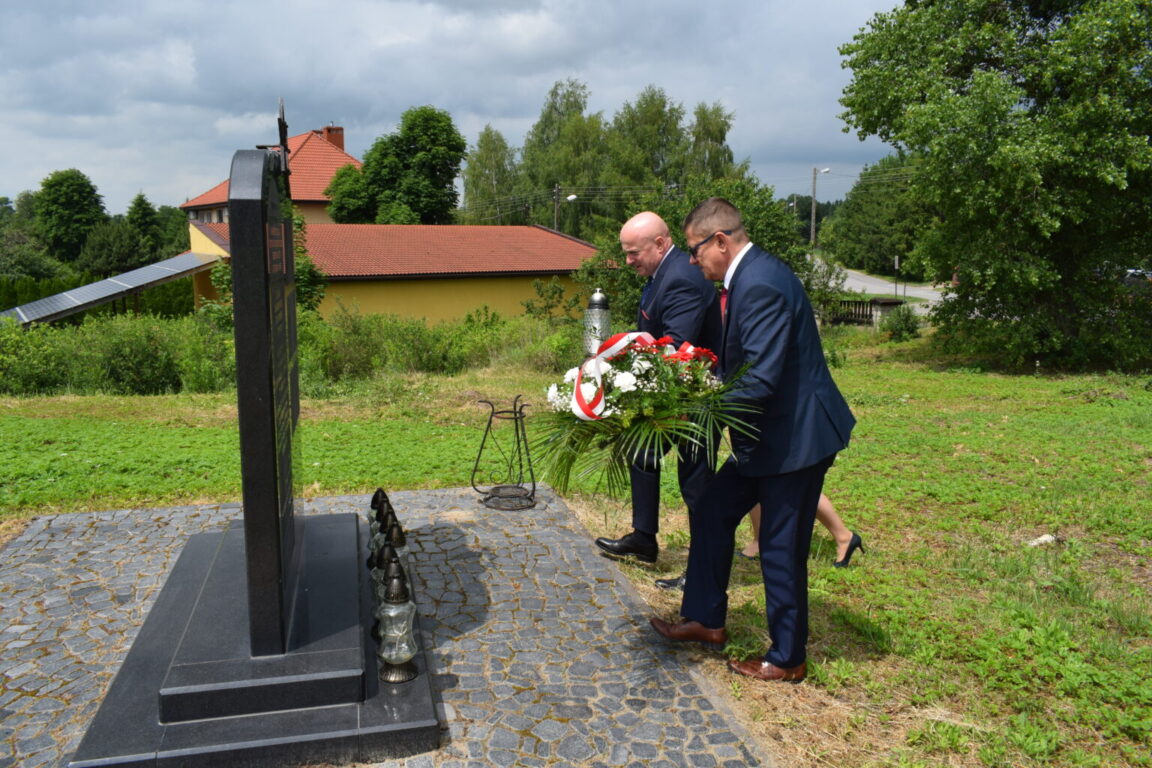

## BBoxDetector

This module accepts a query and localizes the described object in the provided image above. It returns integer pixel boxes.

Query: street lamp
[553,186,578,230]
[810,167,829,246]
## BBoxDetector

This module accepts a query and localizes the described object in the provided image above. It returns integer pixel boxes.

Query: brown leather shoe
[649,617,728,647]
[727,658,807,683]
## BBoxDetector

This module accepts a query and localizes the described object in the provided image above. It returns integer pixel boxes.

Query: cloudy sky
[0,0,898,216]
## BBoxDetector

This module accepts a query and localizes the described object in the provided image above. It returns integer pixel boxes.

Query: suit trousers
[628,437,715,536]
[680,453,834,668]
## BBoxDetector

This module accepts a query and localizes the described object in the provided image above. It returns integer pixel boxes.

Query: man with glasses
[649,198,856,684]
[593,211,723,570]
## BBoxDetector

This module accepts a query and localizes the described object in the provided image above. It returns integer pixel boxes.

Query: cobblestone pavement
[0,488,769,768]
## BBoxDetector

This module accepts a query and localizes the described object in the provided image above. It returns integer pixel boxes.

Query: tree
[605,85,688,190]
[125,193,161,258]
[35,169,106,263]
[0,227,58,281]
[460,125,519,224]
[76,219,146,277]
[368,105,466,224]
[156,205,191,257]
[839,0,1152,368]
[821,154,931,280]
[326,106,465,224]
[324,164,376,223]
[685,102,742,181]
[518,79,611,238]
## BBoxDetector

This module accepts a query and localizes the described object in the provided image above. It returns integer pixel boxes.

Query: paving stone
[0,490,769,767]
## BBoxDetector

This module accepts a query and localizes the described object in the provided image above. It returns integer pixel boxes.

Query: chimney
[321,125,345,151]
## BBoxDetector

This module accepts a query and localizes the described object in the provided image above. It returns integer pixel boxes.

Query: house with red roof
[181,125,358,226]
[190,221,596,322]
[181,125,597,322]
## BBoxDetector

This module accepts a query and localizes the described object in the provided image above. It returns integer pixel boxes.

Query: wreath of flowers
[534,331,755,495]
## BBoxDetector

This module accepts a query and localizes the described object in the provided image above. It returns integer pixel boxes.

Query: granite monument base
[68,513,440,768]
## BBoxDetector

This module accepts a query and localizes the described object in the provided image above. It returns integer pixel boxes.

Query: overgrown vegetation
[0,307,583,397]
[1,330,1148,768]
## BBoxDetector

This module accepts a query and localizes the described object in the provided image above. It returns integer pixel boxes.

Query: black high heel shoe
[833,532,864,568]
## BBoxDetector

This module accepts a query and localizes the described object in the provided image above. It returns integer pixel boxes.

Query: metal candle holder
[471,396,536,510]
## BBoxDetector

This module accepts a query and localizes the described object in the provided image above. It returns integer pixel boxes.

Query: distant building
[191,221,594,323]
[180,125,357,226]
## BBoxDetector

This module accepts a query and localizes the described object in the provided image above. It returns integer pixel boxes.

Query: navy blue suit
[629,246,723,535]
[680,244,855,668]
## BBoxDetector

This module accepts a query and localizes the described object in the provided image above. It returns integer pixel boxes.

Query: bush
[881,304,921,343]
[174,315,236,393]
[87,315,182,395]
[0,306,589,398]
[0,318,72,394]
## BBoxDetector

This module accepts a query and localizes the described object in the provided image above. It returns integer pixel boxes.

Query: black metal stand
[471,396,536,510]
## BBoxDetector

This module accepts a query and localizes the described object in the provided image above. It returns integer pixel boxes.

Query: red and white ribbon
[570,332,657,420]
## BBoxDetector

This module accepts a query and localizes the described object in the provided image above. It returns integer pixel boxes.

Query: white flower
[563,366,581,383]
[613,371,638,392]
[583,358,610,377]
[631,358,652,374]
[546,383,565,410]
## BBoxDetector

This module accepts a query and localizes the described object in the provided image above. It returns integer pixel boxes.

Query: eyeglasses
[688,229,732,258]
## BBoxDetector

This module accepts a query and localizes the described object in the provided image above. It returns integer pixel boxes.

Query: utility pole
[553,183,560,230]
[810,167,829,246]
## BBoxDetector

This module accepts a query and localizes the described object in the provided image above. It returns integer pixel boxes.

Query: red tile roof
[181,129,361,210]
[196,222,596,279]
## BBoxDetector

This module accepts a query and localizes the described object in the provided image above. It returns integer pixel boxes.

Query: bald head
[620,211,672,277]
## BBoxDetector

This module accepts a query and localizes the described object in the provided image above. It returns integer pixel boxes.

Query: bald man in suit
[649,198,855,683]
[594,211,723,566]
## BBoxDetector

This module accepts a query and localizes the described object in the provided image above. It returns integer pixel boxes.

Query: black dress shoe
[833,532,865,568]
[595,531,658,563]
[654,573,685,590]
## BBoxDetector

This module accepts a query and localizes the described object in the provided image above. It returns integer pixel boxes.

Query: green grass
[1,333,1150,767]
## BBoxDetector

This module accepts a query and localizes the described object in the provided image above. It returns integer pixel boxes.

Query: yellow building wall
[319,275,580,324]
[188,225,230,306]
[296,202,333,226]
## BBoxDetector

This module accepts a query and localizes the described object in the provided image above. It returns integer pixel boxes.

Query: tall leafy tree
[518,79,610,238]
[685,102,742,181]
[35,169,106,263]
[327,106,466,224]
[460,125,519,224]
[840,0,1152,368]
[605,85,688,189]
[325,164,376,223]
[0,227,57,280]
[156,205,191,257]
[125,193,161,259]
[365,105,466,224]
[821,154,930,280]
[0,197,13,230]
[76,219,146,277]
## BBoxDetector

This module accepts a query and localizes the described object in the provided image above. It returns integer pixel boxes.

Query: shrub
[0,318,72,394]
[881,304,921,342]
[174,315,236,393]
[88,315,182,395]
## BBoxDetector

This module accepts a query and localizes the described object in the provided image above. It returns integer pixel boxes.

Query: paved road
[836,266,944,316]
[840,267,943,304]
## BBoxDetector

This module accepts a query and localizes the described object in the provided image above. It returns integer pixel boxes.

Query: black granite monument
[68,111,439,767]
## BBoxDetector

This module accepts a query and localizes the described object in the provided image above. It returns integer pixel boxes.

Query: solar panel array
[0,252,220,326]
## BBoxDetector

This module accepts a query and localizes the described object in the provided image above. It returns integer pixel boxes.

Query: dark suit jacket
[637,246,723,353]
[721,245,855,476]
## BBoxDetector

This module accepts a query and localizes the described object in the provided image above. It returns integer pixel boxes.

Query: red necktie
[719,287,728,321]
